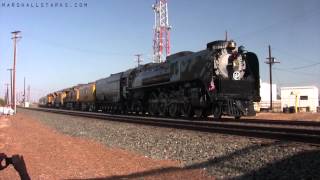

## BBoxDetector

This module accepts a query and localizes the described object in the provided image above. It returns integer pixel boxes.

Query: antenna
[152,0,171,63]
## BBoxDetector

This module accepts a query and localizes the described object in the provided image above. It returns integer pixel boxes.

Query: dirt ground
[0,114,212,180]
[249,112,320,121]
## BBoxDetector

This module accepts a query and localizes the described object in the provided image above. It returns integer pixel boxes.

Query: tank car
[52,91,67,108]
[78,82,96,111]
[63,86,80,110]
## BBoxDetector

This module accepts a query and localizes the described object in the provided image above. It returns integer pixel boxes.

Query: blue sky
[0,0,319,101]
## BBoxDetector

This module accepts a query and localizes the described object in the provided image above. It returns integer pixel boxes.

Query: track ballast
[22,107,320,145]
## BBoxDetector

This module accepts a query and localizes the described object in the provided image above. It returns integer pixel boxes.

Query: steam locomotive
[39,40,260,119]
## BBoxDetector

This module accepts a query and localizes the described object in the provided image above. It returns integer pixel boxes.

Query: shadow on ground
[68,141,320,180]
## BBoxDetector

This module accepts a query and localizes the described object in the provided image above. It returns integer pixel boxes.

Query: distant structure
[259,80,279,112]
[152,0,171,63]
[134,54,143,66]
[281,86,319,113]
[27,85,30,102]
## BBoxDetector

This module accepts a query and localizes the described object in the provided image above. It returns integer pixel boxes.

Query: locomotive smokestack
[225,31,228,41]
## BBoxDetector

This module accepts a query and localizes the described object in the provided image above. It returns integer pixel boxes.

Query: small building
[280,86,319,112]
[257,80,280,112]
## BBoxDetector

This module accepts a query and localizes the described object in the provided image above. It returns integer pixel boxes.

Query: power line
[274,67,319,76]
[234,7,320,40]
[291,62,320,70]
[273,47,319,64]
[25,35,138,57]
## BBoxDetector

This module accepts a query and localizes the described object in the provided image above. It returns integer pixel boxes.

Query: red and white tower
[152,0,171,63]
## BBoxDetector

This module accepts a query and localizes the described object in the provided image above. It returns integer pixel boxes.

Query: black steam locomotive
[39,40,260,119]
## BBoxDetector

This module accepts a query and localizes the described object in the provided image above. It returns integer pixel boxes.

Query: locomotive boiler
[122,40,260,119]
[40,40,260,119]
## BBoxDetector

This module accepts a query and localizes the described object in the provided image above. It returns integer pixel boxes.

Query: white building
[280,86,319,112]
[260,81,277,102]
[259,80,279,110]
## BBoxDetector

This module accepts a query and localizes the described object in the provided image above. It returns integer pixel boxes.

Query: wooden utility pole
[135,54,143,66]
[5,83,9,106]
[27,85,30,103]
[11,31,21,113]
[7,68,13,108]
[265,45,279,111]
[23,77,26,105]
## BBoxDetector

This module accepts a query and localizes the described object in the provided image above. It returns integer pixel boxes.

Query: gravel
[20,108,320,179]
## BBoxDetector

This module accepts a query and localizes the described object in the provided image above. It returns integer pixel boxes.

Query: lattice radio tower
[152,0,171,63]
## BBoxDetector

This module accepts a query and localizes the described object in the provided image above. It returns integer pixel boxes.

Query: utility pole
[23,77,26,106]
[7,68,13,108]
[5,83,9,106]
[134,54,143,66]
[265,45,279,111]
[11,31,22,114]
[27,85,30,103]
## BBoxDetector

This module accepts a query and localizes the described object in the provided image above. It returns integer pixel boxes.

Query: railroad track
[219,118,320,127]
[21,107,320,144]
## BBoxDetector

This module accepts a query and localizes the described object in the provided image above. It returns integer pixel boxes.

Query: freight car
[78,82,96,111]
[39,40,260,119]
[64,86,80,110]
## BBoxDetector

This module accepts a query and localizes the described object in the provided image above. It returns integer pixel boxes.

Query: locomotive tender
[39,40,260,119]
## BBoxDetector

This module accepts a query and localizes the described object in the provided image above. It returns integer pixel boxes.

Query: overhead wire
[290,62,320,70]
[234,6,320,40]
[25,33,146,57]
[273,67,319,76]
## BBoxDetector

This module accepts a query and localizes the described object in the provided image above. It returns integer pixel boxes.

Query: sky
[0,0,320,102]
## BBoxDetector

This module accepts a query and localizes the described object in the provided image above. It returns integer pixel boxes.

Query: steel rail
[219,118,320,127]
[21,107,320,144]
